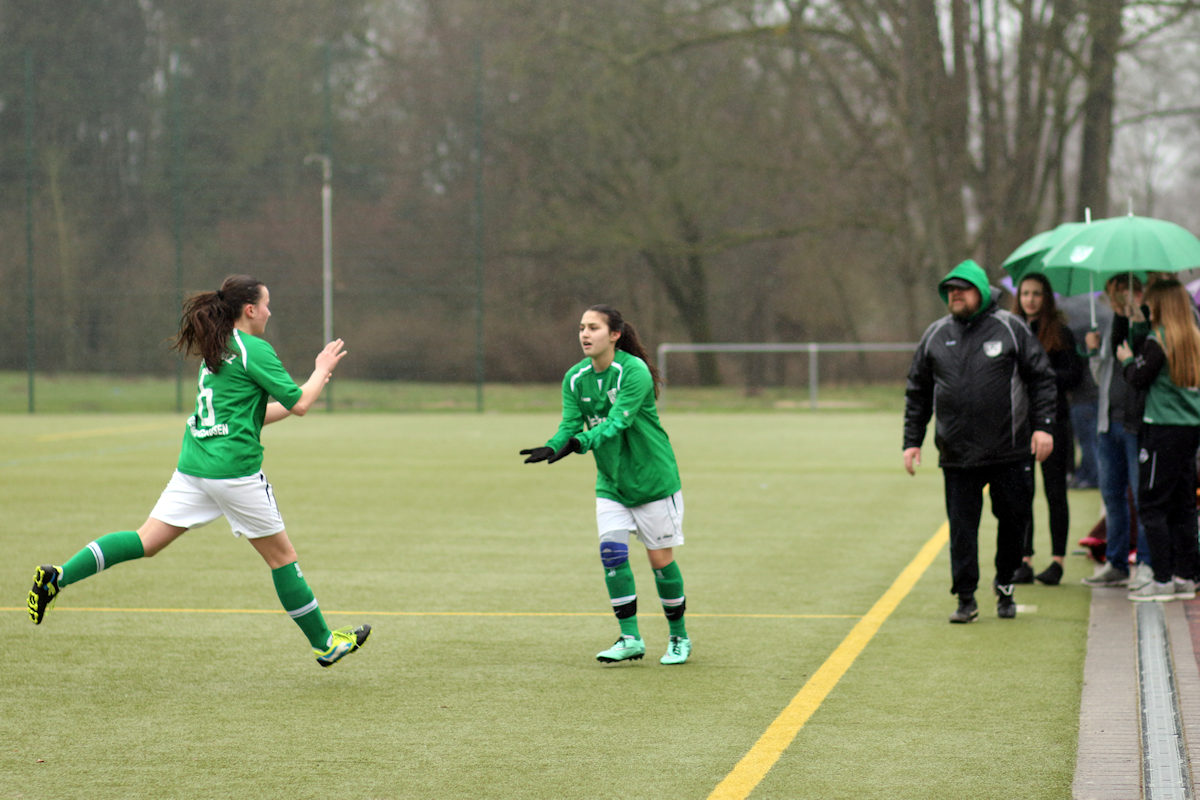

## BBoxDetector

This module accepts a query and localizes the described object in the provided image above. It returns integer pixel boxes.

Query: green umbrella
[1039,214,1200,291]
[1038,214,1200,326]
[1001,221,1088,282]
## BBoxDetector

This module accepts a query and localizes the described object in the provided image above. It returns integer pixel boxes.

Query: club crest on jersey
[607,388,618,404]
[983,340,1003,357]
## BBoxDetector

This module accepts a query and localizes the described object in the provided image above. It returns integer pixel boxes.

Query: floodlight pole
[304,153,333,411]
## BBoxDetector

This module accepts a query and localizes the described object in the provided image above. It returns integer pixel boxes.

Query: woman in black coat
[1012,273,1084,585]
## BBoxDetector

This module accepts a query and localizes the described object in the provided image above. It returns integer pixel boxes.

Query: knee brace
[599,530,631,569]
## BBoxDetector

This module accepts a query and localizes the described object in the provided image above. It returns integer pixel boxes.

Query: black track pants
[1137,424,1200,584]
[943,460,1033,597]
[1023,420,1072,559]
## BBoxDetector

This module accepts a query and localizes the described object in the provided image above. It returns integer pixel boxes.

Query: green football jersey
[1141,329,1200,426]
[547,349,681,507]
[176,330,303,479]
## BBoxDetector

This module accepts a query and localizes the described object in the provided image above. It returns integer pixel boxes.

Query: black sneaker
[995,583,1016,619]
[28,565,62,625]
[1012,563,1035,584]
[949,595,979,624]
[1035,562,1063,586]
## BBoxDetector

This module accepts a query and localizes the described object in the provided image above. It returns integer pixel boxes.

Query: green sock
[654,560,688,638]
[604,561,640,638]
[59,531,145,587]
[272,562,332,650]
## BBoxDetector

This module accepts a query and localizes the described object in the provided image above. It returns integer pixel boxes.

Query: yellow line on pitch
[36,423,176,442]
[1,607,857,619]
[708,522,949,800]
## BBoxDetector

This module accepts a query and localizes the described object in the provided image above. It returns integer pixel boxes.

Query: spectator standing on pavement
[1010,273,1084,586]
[1059,293,1110,489]
[1082,275,1151,589]
[1118,279,1200,601]
[903,260,1058,623]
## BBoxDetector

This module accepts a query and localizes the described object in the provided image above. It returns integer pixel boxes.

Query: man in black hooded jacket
[904,259,1057,623]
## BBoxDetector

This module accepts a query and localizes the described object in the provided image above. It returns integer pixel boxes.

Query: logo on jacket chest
[983,340,1003,357]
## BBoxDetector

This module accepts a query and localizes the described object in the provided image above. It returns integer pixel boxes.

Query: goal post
[654,342,917,409]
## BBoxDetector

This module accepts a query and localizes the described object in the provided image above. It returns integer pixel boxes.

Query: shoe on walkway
[27,565,62,625]
[1130,563,1155,591]
[315,624,371,667]
[660,635,692,665]
[1012,563,1035,584]
[1082,565,1129,587]
[1128,580,1175,602]
[949,595,978,624]
[1035,562,1064,586]
[995,583,1017,619]
[1174,577,1197,600]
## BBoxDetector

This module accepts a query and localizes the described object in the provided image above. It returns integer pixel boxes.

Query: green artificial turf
[0,412,1099,799]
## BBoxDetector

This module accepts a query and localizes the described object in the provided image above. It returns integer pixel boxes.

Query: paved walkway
[1074,588,1200,799]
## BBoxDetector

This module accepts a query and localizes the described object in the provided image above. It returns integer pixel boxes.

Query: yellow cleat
[28,565,62,625]
[315,624,371,667]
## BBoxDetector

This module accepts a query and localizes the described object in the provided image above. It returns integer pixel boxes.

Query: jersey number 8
[196,369,217,427]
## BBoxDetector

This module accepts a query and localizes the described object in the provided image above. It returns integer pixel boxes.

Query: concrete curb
[1074,589,1200,799]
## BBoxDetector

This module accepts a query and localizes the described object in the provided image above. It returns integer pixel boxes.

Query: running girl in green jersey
[27,275,371,668]
[520,304,691,665]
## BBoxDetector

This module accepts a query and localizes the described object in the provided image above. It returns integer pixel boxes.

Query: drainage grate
[1138,601,1194,800]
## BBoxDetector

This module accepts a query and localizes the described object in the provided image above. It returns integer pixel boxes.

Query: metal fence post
[24,48,35,413]
[808,342,819,409]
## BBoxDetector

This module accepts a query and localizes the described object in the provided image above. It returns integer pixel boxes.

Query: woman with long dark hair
[520,304,691,665]
[27,275,371,667]
[1119,278,1200,601]
[1011,273,1084,585]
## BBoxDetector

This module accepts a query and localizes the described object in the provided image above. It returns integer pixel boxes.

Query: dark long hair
[587,304,663,398]
[1011,273,1068,353]
[171,275,264,372]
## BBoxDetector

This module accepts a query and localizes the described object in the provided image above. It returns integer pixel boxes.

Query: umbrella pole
[1089,272,1096,329]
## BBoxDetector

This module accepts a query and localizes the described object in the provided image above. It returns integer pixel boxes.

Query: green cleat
[595,635,645,663]
[660,635,692,665]
[28,565,62,625]
[315,624,371,667]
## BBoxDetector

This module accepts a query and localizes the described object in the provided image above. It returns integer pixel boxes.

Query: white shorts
[596,491,684,550]
[150,470,286,539]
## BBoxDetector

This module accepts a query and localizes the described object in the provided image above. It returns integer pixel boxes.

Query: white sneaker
[1081,564,1129,587]
[1174,577,1197,600]
[1129,580,1175,602]
[1130,563,1155,591]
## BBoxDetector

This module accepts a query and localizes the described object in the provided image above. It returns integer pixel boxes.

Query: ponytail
[587,304,663,398]
[171,275,264,372]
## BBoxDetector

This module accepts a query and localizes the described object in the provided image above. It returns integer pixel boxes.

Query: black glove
[547,437,582,464]
[519,446,554,463]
